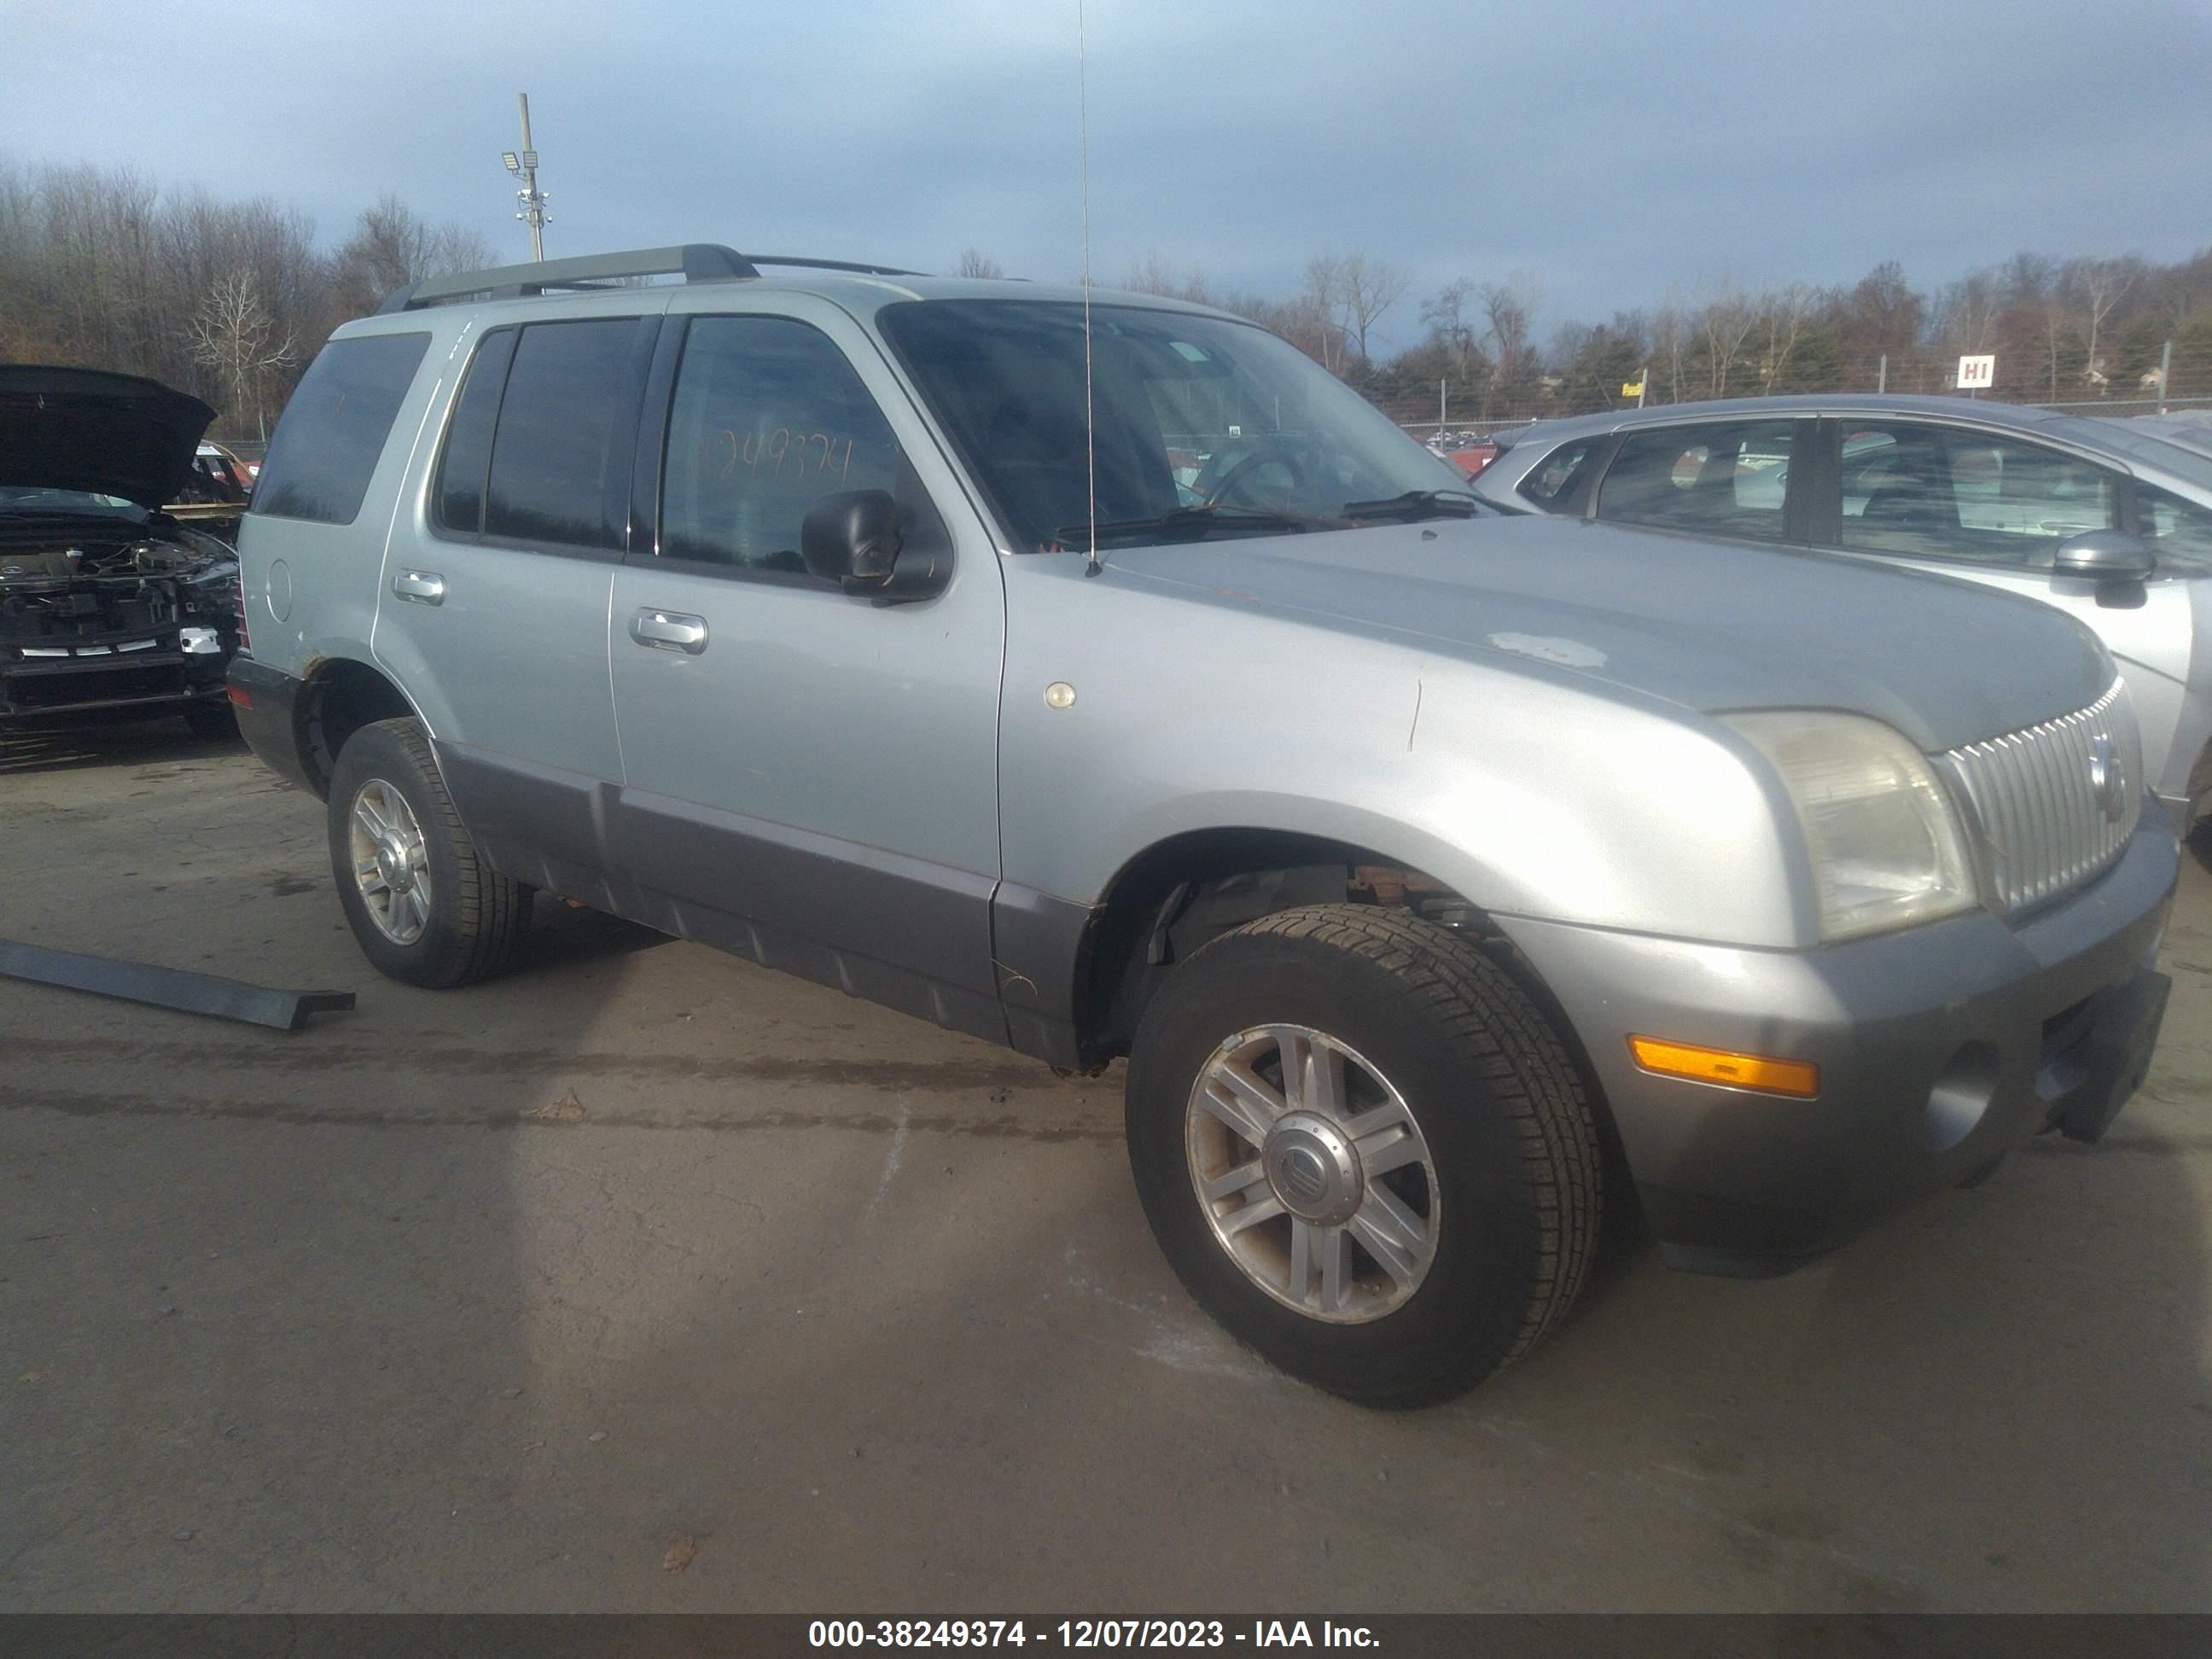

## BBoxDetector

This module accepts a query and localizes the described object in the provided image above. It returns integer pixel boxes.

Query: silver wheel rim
[1185,1023,1440,1324]
[348,777,433,946]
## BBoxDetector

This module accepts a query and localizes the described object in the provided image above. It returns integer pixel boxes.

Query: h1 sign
[1957,354,1995,390]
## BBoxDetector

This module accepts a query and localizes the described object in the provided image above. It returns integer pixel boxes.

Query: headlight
[1724,710,1978,942]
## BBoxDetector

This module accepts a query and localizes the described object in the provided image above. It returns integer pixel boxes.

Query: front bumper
[1501,817,2180,1275]
[2,637,231,722]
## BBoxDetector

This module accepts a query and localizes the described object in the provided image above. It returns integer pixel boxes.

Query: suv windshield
[877,300,1476,552]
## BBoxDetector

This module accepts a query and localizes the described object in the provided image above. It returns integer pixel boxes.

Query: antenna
[504,93,550,262]
[1077,0,1100,577]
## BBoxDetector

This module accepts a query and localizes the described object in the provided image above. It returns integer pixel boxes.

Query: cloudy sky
[5,0,2209,353]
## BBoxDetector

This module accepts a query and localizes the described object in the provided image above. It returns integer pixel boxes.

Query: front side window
[1837,423,2116,567]
[253,332,429,525]
[658,316,903,576]
[877,300,1472,552]
[1595,420,1795,540]
[2136,484,2212,574]
[482,318,650,550]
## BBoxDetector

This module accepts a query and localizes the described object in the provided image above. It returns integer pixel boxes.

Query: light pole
[502,93,549,261]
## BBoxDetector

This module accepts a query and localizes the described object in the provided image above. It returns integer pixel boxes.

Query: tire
[1125,904,1603,1407]
[183,701,237,742]
[327,717,531,987]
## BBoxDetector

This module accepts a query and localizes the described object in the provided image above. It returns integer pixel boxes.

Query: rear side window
[432,329,516,535]
[1597,420,1795,541]
[1519,440,1596,506]
[482,318,653,550]
[658,315,903,576]
[253,332,429,525]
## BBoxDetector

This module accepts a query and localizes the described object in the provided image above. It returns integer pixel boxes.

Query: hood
[1109,515,2114,754]
[0,365,216,508]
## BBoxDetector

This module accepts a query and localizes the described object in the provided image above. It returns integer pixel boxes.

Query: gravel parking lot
[3,720,2209,1613]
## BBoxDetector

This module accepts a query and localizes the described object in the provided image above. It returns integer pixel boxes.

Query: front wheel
[1125,905,1603,1406]
[327,717,532,987]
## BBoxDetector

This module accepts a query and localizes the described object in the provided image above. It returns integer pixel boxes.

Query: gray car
[228,247,2177,1405]
[1470,393,2212,822]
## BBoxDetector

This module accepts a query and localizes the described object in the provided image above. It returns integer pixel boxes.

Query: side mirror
[2054,529,2156,584]
[800,489,949,604]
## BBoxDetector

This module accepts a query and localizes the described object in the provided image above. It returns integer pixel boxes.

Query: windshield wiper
[1339,489,1481,523]
[1052,504,1346,546]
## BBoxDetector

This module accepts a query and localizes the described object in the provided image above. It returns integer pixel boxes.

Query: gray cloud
[3,0,2207,354]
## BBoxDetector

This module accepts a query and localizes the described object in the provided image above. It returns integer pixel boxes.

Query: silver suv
[229,245,2179,1406]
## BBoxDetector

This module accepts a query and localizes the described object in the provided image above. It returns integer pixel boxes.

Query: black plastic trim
[990,882,1099,1067]
[225,657,318,794]
[434,740,1009,1049]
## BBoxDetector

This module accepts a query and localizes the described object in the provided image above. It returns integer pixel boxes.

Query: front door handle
[393,569,445,605]
[628,608,709,654]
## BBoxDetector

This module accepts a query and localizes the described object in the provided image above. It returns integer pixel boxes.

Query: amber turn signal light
[1628,1036,1819,1098]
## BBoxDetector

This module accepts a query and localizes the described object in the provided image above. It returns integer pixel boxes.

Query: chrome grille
[1939,679,2140,916]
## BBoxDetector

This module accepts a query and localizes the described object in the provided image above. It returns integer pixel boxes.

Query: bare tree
[1478,275,1540,413]
[1299,251,1349,373]
[1121,248,1211,303]
[1753,283,1813,390]
[954,247,1004,279]
[186,271,294,437]
[1338,253,1409,366]
[2068,254,2140,381]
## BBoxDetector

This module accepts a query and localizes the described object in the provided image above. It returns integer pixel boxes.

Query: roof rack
[376,244,924,314]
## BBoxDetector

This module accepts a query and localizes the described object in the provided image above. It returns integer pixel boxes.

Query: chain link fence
[1373,342,2212,439]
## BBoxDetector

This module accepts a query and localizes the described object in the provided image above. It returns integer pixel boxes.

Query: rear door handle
[393,569,445,605]
[628,608,708,654]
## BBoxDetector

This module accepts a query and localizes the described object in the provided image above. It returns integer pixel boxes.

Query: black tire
[1125,904,1602,1407]
[327,717,531,987]
[183,701,237,742]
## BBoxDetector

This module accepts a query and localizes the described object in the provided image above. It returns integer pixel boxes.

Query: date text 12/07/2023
[806,1620,1381,1649]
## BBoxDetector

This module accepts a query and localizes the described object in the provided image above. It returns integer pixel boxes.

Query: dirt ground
[3,718,2209,1613]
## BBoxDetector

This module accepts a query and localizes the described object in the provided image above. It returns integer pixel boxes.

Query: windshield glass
[877,300,1477,551]
[2061,417,2212,495]
[0,487,146,518]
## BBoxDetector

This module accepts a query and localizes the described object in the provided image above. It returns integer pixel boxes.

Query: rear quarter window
[252,333,430,525]
[1519,440,1597,506]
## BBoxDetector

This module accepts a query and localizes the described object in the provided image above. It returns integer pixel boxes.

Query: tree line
[0,156,493,438]
[6,152,2208,443]
[1094,243,2212,428]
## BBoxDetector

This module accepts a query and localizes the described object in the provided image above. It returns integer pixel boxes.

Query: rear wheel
[1125,904,1602,1406]
[327,717,531,987]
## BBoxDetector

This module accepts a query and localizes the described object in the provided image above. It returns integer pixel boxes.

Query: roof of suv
[362,242,1238,334]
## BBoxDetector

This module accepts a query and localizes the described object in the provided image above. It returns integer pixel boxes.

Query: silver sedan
[1470,394,2212,823]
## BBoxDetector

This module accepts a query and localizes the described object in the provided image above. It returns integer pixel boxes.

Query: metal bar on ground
[0,939,355,1032]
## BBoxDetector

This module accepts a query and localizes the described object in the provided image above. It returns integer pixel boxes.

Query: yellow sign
[1621,381,1644,398]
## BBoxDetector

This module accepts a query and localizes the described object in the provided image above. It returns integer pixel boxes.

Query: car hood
[1108,515,2114,753]
[0,365,215,509]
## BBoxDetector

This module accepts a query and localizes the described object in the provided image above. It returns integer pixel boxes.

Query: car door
[371,306,664,895]
[603,300,1008,1045]
[1806,416,2194,787]
[1587,416,1814,545]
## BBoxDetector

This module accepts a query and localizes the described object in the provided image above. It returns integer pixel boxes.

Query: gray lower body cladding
[1500,819,2179,1273]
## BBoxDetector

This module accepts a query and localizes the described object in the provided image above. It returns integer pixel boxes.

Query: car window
[433,329,517,536]
[658,315,903,577]
[483,318,650,550]
[2138,483,2212,575]
[1837,423,2117,568]
[1520,440,1597,506]
[1595,420,1794,539]
[253,332,429,526]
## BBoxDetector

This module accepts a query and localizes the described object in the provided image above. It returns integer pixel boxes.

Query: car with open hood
[1,364,245,737]
[229,247,2177,1406]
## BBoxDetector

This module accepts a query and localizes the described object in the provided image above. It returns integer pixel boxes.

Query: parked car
[230,249,2175,1406]
[1470,394,2212,824]
[1,364,244,737]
